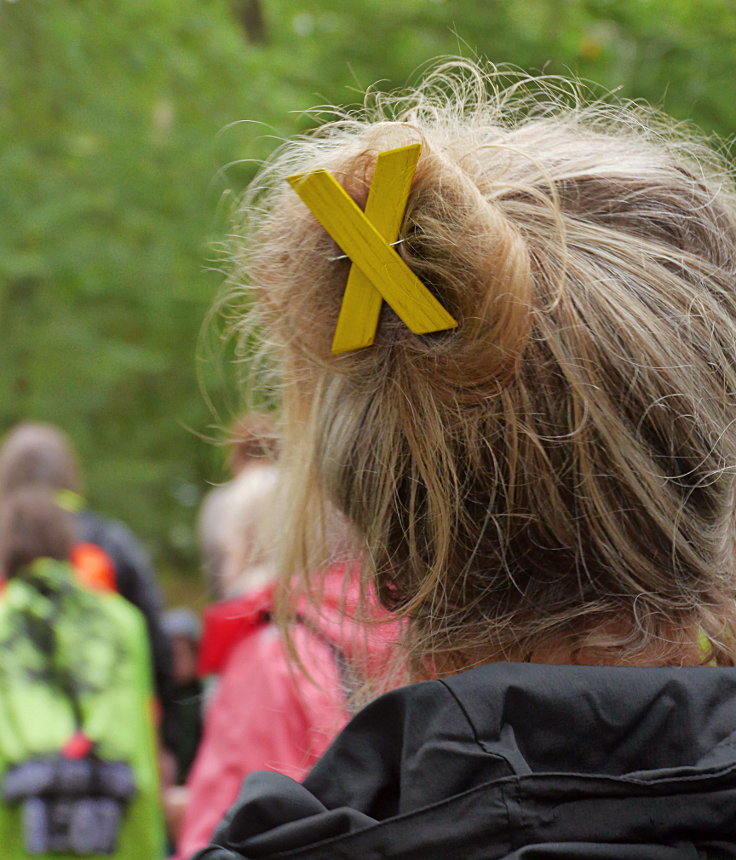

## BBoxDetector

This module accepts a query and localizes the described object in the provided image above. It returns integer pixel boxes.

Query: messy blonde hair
[228,62,736,676]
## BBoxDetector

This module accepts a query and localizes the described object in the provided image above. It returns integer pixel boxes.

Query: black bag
[3,753,136,855]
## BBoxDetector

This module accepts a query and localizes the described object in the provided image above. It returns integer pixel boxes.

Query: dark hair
[0,487,75,577]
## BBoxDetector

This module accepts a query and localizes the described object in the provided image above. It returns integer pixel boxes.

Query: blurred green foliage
[2,0,735,581]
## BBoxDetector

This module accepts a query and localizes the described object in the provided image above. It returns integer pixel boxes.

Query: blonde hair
[219,464,279,597]
[228,63,736,676]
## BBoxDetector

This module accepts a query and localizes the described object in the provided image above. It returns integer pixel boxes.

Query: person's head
[162,608,201,686]
[0,486,75,578]
[0,422,81,497]
[227,412,279,475]
[198,429,280,599]
[218,463,280,597]
[229,63,736,674]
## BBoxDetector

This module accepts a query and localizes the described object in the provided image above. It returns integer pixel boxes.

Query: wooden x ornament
[287,143,458,354]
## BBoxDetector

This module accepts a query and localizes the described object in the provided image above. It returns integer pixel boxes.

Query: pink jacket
[175,565,395,859]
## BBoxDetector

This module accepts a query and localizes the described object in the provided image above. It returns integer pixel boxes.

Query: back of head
[219,463,280,597]
[231,63,736,673]
[0,486,75,577]
[227,412,279,475]
[0,422,81,497]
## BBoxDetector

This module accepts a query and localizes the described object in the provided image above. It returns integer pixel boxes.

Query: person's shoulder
[76,508,140,550]
[75,508,155,588]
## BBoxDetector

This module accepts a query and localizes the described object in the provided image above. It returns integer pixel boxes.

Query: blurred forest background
[3,0,736,599]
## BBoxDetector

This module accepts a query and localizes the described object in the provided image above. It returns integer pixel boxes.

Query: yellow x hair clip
[287,143,458,354]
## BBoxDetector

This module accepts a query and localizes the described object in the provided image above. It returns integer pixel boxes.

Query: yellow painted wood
[287,147,457,353]
[332,144,420,353]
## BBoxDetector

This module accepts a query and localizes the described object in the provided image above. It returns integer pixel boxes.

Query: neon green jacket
[0,558,165,858]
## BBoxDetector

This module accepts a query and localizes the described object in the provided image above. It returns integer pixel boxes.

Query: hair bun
[396,144,534,398]
[248,128,534,404]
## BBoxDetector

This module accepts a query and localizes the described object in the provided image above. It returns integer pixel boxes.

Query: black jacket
[193,662,736,859]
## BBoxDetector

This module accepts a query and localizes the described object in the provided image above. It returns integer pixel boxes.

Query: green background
[3,0,735,599]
